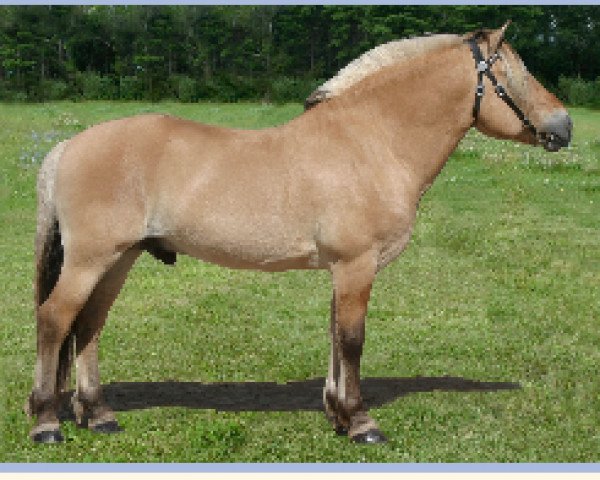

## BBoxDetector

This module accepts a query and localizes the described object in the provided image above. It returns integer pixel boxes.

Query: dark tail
[36,218,73,394]
[36,219,63,306]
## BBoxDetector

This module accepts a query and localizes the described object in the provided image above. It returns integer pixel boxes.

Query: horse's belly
[163,225,320,272]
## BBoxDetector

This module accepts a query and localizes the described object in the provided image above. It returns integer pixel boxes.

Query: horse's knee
[27,388,56,417]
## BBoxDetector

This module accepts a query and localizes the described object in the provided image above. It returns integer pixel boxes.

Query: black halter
[467,35,537,137]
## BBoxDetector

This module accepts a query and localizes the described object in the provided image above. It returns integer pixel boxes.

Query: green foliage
[270,76,322,104]
[76,71,117,100]
[40,79,69,100]
[558,76,600,108]
[0,80,27,101]
[118,76,144,101]
[169,75,197,102]
[0,6,599,103]
[210,75,260,102]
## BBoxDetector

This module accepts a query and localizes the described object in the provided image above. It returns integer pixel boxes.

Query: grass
[1,101,599,462]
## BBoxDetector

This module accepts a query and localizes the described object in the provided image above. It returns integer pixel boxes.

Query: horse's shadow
[61,376,520,416]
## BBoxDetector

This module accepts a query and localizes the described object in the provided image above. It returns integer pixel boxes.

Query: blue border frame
[2,1,599,473]
[2,463,600,472]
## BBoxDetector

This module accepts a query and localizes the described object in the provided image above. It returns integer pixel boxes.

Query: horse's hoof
[91,420,123,434]
[351,429,388,444]
[32,429,64,444]
[335,425,348,436]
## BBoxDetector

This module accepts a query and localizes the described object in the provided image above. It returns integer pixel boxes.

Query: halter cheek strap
[467,37,537,137]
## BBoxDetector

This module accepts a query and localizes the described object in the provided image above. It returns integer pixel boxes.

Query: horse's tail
[35,141,73,394]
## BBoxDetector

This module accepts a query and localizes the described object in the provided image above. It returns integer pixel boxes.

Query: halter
[467,35,537,137]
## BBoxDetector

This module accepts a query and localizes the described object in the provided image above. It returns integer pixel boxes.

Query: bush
[40,79,70,100]
[557,76,600,108]
[195,75,269,102]
[231,75,269,101]
[76,71,117,100]
[0,81,17,101]
[197,77,237,102]
[169,75,197,102]
[269,76,322,104]
[0,89,29,102]
[118,76,144,101]
[0,73,322,104]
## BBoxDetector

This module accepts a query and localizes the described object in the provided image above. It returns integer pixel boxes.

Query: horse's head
[467,22,572,152]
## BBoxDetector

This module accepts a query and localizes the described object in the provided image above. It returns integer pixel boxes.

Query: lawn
[1,102,599,462]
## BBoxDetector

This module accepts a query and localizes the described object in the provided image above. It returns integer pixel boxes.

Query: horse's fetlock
[71,392,115,428]
[27,390,56,417]
[341,397,364,418]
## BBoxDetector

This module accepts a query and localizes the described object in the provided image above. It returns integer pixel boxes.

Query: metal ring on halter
[477,60,488,73]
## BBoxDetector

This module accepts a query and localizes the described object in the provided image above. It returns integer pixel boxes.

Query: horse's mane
[305,33,464,110]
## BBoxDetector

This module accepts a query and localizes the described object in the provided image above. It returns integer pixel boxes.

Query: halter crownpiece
[467,34,537,137]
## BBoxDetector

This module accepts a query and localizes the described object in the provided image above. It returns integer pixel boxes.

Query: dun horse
[26,24,571,444]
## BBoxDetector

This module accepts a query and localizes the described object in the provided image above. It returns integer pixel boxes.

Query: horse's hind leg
[71,248,141,433]
[328,252,387,444]
[29,251,122,443]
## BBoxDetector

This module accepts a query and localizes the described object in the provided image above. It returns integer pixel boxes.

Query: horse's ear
[489,20,511,52]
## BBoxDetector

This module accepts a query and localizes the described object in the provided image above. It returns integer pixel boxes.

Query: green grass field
[1,102,599,462]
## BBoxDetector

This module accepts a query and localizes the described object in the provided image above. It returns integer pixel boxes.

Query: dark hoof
[32,430,64,444]
[91,420,123,434]
[335,425,348,436]
[351,429,388,444]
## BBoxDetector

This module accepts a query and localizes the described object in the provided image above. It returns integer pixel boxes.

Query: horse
[25,23,572,444]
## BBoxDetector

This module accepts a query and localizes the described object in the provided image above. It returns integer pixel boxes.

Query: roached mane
[305,33,463,110]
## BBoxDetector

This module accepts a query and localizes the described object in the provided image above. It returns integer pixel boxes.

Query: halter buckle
[495,85,506,97]
[476,85,485,97]
[476,60,488,73]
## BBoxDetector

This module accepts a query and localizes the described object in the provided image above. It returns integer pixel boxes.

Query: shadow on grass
[61,376,520,415]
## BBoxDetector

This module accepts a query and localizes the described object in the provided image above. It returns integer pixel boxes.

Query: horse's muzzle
[539,110,572,152]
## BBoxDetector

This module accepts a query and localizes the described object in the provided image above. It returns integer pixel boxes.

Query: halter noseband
[467,35,537,137]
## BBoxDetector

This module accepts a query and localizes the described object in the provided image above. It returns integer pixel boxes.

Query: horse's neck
[328,45,476,195]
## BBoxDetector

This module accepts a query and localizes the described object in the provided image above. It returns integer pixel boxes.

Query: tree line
[0,5,599,105]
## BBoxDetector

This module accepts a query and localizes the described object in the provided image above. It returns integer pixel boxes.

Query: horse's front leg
[327,252,387,443]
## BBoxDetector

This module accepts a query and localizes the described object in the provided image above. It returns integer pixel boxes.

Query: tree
[0,5,597,102]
